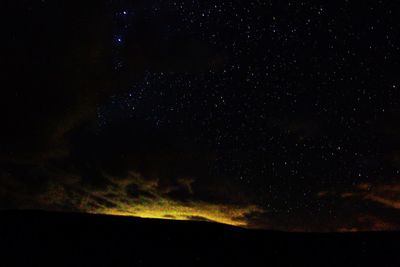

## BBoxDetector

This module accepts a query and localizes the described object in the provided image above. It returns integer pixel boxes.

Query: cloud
[358,183,400,210]
[341,192,355,198]
[317,191,331,197]
[338,215,398,232]
[0,0,263,229]
[0,75,268,226]
[316,182,400,231]
[319,182,400,211]
[364,195,400,209]
[0,115,267,227]
[30,171,263,227]
[78,172,264,227]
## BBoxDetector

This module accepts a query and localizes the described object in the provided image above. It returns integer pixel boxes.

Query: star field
[1,0,400,231]
[95,0,400,225]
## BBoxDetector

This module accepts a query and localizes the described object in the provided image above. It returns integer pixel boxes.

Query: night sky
[2,0,400,231]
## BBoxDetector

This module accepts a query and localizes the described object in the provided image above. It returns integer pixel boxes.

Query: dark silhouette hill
[0,210,398,266]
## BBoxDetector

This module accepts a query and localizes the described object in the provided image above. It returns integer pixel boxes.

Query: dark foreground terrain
[0,210,398,266]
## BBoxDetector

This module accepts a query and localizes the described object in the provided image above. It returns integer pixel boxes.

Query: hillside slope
[0,210,398,266]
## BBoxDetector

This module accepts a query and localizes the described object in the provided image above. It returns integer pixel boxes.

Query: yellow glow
[90,199,261,227]
[40,173,265,228]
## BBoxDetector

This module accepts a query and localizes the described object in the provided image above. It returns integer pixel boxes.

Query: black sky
[1,0,400,231]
